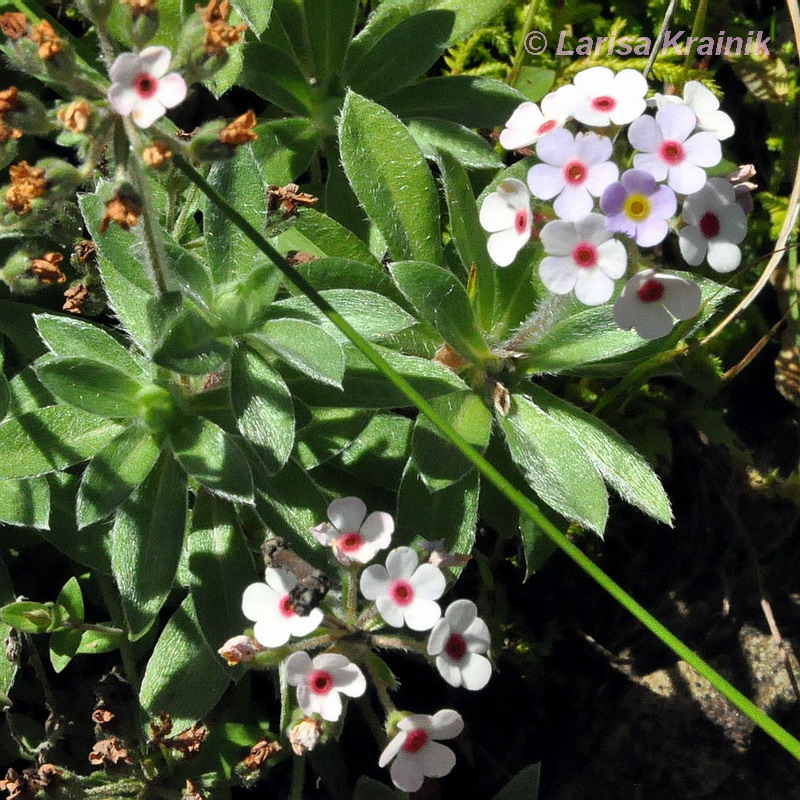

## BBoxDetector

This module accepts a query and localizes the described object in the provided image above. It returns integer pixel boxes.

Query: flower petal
[683,131,721,168]
[649,184,677,218]
[459,653,492,690]
[265,567,297,594]
[316,689,343,722]
[289,607,323,638]
[464,617,491,652]
[660,275,702,319]
[241,583,274,622]
[527,163,565,202]
[285,651,312,685]
[108,84,137,115]
[385,546,419,580]
[553,185,593,221]
[667,162,707,195]
[584,160,619,196]
[615,295,673,339]
[419,741,457,778]
[600,182,626,216]
[409,563,446,599]
[428,709,464,740]
[678,225,708,266]
[333,663,367,697]
[360,564,390,600]
[390,752,425,793]
[540,219,580,255]
[405,597,442,631]
[572,65,613,92]
[138,45,172,78]
[656,103,696,142]
[427,619,450,655]
[540,256,578,294]
[327,496,366,532]
[632,152,668,182]
[706,240,742,272]
[156,72,187,109]
[621,169,656,195]
[634,217,669,247]
[131,98,167,129]
[379,732,406,767]
[109,52,142,84]
[683,81,719,114]
[698,108,734,140]
[574,267,615,305]
[628,114,662,153]
[574,132,612,165]
[253,618,291,648]
[717,204,747,244]
[535,127,573,167]
[435,655,463,687]
[444,599,477,633]
[479,191,516,232]
[376,596,406,627]
[487,228,528,267]
[360,511,394,546]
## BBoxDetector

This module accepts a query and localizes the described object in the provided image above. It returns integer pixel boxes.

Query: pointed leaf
[230,0,273,34]
[493,764,541,800]
[408,119,503,170]
[303,0,357,80]
[0,477,50,529]
[252,118,320,185]
[153,307,234,375]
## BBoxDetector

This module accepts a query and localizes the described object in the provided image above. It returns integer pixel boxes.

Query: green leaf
[0,601,57,633]
[153,306,234,376]
[0,559,17,707]
[256,319,344,388]
[49,577,85,672]
[34,314,145,377]
[493,764,541,800]
[412,391,491,490]
[408,119,503,170]
[188,492,256,666]
[140,596,231,733]
[34,358,142,418]
[520,515,557,578]
[296,407,373,469]
[111,452,187,639]
[0,406,125,479]
[76,627,123,656]
[384,76,526,128]
[6,367,55,416]
[389,261,492,363]
[270,289,416,345]
[170,417,255,504]
[354,777,400,800]
[56,576,84,622]
[79,192,156,354]
[0,300,48,363]
[77,424,161,529]
[436,150,495,330]
[205,146,270,284]
[164,239,213,307]
[230,0,273,34]
[239,39,313,115]
[499,395,608,534]
[288,256,399,302]
[230,345,295,475]
[303,0,357,81]
[0,477,50,528]
[0,372,9,421]
[516,66,555,102]
[251,118,320,185]
[339,91,441,264]
[346,10,454,99]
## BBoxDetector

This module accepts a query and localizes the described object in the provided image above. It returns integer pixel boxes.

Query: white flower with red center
[379,709,464,793]
[241,568,324,648]
[359,546,445,631]
[600,169,677,247]
[679,178,747,272]
[649,81,735,141]
[568,66,648,127]
[527,129,619,221]
[539,213,627,305]
[498,87,576,150]
[427,599,491,690]
[478,178,532,267]
[628,104,721,195]
[613,269,702,340]
[310,496,393,565]
[284,651,367,722]
[107,46,187,129]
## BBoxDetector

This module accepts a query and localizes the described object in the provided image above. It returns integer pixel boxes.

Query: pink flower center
[278,594,295,619]
[390,580,414,607]
[699,211,720,239]
[338,532,363,553]
[563,160,588,186]
[591,95,616,112]
[572,242,598,268]
[445,633,467,661]
[658,140,685,165]
[402,729,429,754]
[133,73,159,99]
[514,208,529,235]
[537,119,557,135]
[308,669,333,695]
[637,278,665,303]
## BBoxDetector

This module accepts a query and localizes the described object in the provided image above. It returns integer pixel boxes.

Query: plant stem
[507,0,541,87]
[370,635,429,656]
[64,621,124,635]
[345,564,361,624]
[97,575,140,692]
[289,755,305,800]
[682,0,709,85]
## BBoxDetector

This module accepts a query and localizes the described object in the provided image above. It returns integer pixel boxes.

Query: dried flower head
[289,717,322,756]
[219,110,258,146]
[0,120,22,143]
[200,0,246,55]
[99,192,141,233]
[142,141,173,167]
[0,87,19,115]
[0,12,28,39]
[433,343,467,372]
[241,738,282,770]
[92,707,116,726]
[121,0,159,16]
[57,100,91,133]
[88,737,133,765]
[217,634,265,665]
[6,161,47,214]
[63,282,91,314]
[267,183,318,217]
[28,252,66,284]
[30,19,63,60]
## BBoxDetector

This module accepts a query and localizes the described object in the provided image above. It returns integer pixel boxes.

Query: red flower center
[309,669,333,695]
[445,633,467,661]
[339,532,363,553]
[572,242,598,268]
[537,119,557,135]
[278,594,295,619]
[402,729,429,754]
[133,72,159,99]
[636,278,665,303]
[390,580,414,607]
[591,95,616,112]
[563,160,587,185]
[514,208,529,235]
[658,140,685,165]
[699,211,720,239]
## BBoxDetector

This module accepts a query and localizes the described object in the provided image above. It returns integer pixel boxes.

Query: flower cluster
[224,496,491,792]
[481,68,749,340]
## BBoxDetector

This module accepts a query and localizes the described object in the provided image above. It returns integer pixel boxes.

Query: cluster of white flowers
[482,67,749,340]
[233,496,491,792]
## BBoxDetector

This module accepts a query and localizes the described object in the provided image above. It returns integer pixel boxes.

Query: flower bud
[136,384,179,435]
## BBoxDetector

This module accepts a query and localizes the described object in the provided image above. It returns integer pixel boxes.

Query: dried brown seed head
[219,110,258,146]
[99,192,141,233]
[57,100,91,133]
[28,252,65,284]
[0,12,28,39]
[88,737,132,765]
[5,161,47,214]
[30,19,63,60]
[242,738,282,769]
[120,0,159,16]
[142,141,172,167]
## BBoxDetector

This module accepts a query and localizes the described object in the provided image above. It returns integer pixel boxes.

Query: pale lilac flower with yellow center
[107,46,187,128]
[242,568,323,648]
[360,546,445,631]
[285,651,366,722]
[568,66,648,126]
[478,178,532,267]
[601,169,677,247]
[629,104,721,195]
[498,87,575,149]
[427,600,491,690]
[649,81,735,141]
[614,269,702,340]
[310,496,393,565]
[679,178,748,272]
[527,129,618,221]
[379,709,464,793]
[539,213,627,305]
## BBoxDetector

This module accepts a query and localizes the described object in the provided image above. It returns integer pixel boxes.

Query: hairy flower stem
[345,564,361,625]
[502,292,567,352]
[507,0,541,88]
[370,635,429,656]
[289,754,305,800]
[363,658,396,718]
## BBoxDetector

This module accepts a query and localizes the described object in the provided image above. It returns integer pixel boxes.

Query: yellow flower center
[624,193,651,222]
